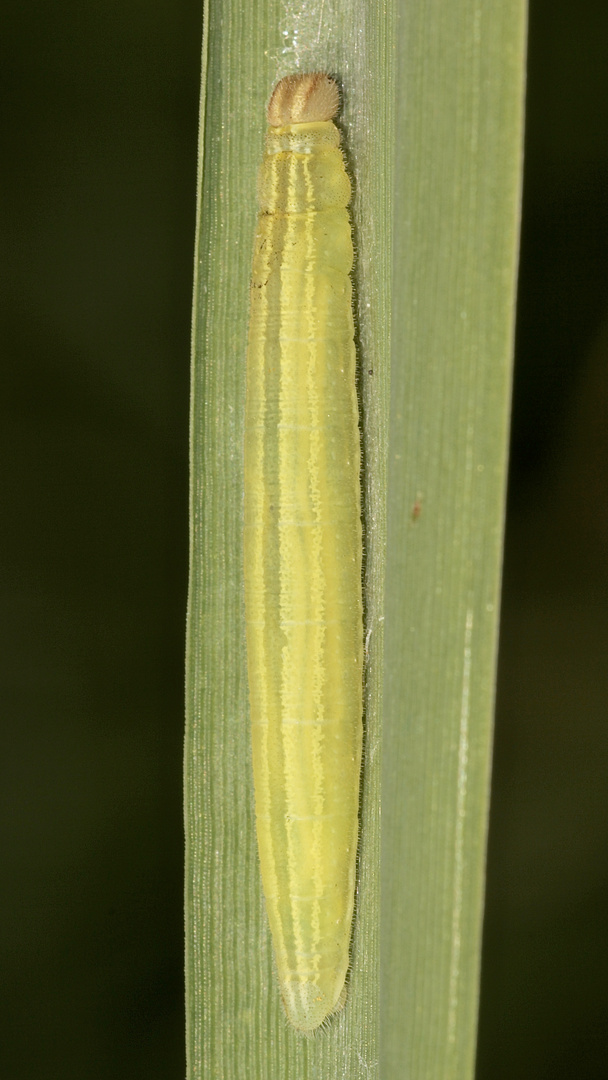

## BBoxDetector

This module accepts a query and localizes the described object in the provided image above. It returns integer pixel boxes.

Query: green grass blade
[381,3,527,1079]
[185,2,392,1077]
[185,0,526,1076]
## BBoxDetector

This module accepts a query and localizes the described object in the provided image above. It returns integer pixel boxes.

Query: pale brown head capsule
[267,73,339,126]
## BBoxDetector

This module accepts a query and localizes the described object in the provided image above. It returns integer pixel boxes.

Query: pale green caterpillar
[244,73,363,1033]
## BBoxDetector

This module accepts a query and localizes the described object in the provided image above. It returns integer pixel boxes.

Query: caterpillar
[244,73,363,1033]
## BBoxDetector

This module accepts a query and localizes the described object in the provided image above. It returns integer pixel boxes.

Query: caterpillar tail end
[280,975,348,1034]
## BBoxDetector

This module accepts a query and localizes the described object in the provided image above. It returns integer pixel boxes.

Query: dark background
[2,2,606,1078]
[478,2,608,1078]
